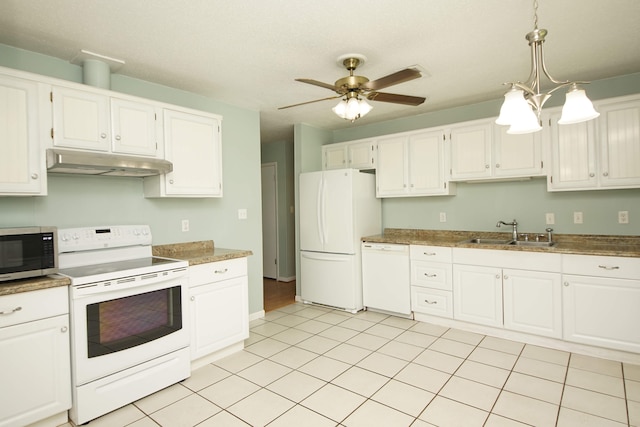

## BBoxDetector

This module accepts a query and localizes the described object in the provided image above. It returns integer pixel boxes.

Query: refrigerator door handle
[320,175,327,245]
[316,176,324,246]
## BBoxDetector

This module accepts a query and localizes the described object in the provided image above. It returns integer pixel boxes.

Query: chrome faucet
[496,219,518,241]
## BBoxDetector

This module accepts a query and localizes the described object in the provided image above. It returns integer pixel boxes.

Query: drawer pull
[598,265,620,270]
[423,252,436,256]
[0,306,22,315]
[424,300,438,305]
[214,268,229,274]
[424,273,437,278]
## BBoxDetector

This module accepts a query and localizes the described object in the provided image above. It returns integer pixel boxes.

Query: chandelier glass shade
[497,2,599,134]
[332,96,372,122]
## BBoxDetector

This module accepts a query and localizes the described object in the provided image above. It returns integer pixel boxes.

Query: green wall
[0,44,265,315]
[322,72,640,236]
[261,140,296,280]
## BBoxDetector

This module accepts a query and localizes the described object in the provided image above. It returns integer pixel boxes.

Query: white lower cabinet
[410,245,453,318]
[0,287,71,427]
[562,254,640,353]
[189,258,249,362]
[503,269,562,338]
[453,264,503,327]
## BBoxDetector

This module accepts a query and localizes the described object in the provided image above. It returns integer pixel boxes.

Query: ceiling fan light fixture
[558,84,600,124]
[497,0,598,132]
[332,95,373,122]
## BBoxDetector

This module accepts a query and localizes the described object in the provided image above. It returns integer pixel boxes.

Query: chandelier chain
[533,0,539,29]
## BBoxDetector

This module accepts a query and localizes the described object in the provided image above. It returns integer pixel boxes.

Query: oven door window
[86,286,182,358]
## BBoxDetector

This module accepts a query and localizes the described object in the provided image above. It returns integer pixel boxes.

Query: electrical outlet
[238,208,247,220]
[545,213,555,225]
[439,212,447,222]
[181,219,189,232]
[573,211,583,224]
[618,210,629,224]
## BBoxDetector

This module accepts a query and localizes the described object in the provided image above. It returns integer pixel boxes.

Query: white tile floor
[65,302,640,426]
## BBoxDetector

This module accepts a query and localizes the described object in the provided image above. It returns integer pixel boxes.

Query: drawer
[0,286,69,328]
[189,257,247,287]
[563,254,640,280]
[410,245,452,263]
[411,261,452,291]
[411,286,453,318]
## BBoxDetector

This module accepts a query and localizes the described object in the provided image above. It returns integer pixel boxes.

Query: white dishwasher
[361,242,411,316]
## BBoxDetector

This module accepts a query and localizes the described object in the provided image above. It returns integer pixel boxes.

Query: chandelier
[332,92,373,122]
[496,0,599,134]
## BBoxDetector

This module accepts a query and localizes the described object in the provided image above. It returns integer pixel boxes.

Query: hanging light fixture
[332,91,373,122]
[496,0,599,134]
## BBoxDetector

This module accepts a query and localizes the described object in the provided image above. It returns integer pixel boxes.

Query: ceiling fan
[279,54,426,120]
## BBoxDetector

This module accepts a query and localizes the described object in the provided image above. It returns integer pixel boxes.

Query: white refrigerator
[299,168,381,312]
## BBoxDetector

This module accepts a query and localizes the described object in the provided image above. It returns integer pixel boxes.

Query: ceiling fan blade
[361,68,421,91]
[278,95,342,110]
[295,78,339,91]
[367,92,426,106]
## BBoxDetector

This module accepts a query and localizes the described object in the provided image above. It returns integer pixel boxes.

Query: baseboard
[277,275,296,282]
[249,310,265,321]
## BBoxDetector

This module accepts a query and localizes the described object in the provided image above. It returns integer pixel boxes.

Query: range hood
[46,149,172,177]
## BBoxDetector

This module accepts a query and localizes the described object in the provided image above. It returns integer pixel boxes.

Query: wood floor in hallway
[263,277,296,312]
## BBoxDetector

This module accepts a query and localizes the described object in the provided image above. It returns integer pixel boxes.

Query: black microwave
[0,226,58,282]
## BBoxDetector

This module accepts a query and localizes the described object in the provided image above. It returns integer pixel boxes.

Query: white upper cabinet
[376,129,454,197]
[493,125,544,177]
[322,138,376,170]
[52,86,160,157]
[548,94,640,191]
[144,108,222,197]
[110,98,160,156]
[0,74,48,195]
[449,120,493,180]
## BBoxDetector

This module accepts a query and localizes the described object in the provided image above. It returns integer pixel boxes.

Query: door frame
[261,162,279,279]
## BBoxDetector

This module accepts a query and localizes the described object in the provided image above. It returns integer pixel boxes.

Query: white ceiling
[1,0,639,144]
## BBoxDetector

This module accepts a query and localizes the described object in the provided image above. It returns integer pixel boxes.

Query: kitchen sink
[508,240,556,247]
[461,238,514,245]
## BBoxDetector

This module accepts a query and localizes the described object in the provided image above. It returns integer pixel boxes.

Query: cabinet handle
[424,300,438,305]
[31,173,38,180]
[598,265,620,270]
[61,326,68,333]
[214,268,228,274]
[589,172,595,177]
[495,274,501,279]
[190,296,195,301]
[564,282,569,287]
[424,273,437,278]
[100,133,107,139]
[603,172,609,177]
[503,275,509,279]
[495,163,500,168]
[485,164,490,169]
[115,135,121,141]
[0,306,22,315]
[169,179,174,184]
[423,252,436,256]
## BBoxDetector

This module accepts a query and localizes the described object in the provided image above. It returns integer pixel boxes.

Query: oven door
[70,270,189,386]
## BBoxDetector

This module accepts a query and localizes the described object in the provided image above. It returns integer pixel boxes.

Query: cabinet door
[408,130,451,195]
[503,269,562,338]
[376,135,408,197]
[190,276,249,360]
[449,121,492,180]
[0,75,46,195]
[111,98,159,157]
[161,109,222,197]
[547,114,598,190]
[598,98,640,188]
[0,315,71,427]
[323,144,347,170]
[348,140,375,169]
[52,86,110,151]
[563,274,640,353]
[453,264,503,327]
[493,125,544,177]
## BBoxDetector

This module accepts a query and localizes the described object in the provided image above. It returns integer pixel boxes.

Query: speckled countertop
[1,240,252,297]
[363,228,640,258]
[152,240,253,266]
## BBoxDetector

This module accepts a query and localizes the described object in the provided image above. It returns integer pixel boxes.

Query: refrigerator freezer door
[299,170,355,254]
[300,251,362,312]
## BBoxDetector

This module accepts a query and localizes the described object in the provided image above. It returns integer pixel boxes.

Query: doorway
[261,163,278,279]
